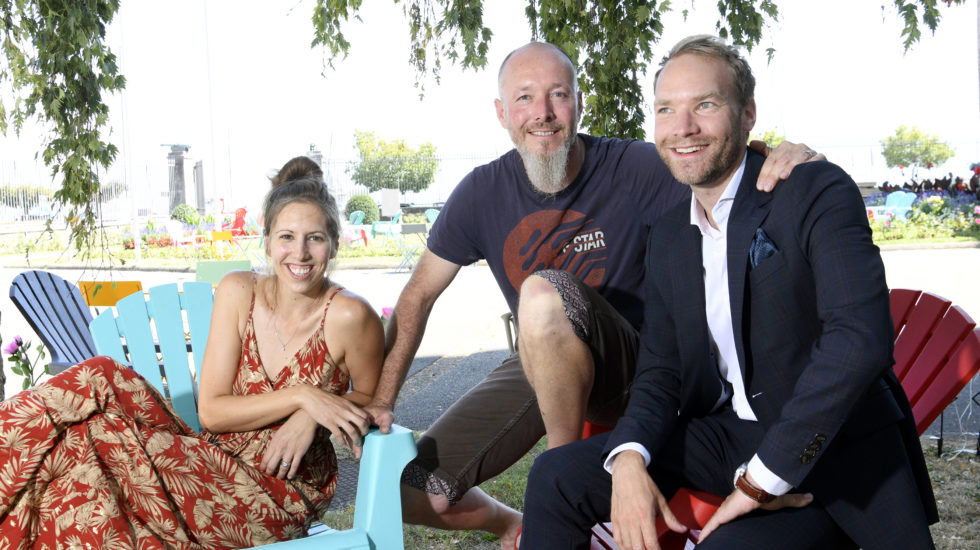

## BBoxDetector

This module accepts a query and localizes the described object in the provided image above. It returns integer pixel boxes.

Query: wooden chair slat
[893,292,951,380]
[9,270,97,372]
[910,328,980,434]
[900,305,975,405]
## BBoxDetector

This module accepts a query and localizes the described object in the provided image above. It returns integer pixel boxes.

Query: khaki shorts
[401,274,639,504]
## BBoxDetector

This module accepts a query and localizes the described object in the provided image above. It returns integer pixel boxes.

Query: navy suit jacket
[605,149,936,548]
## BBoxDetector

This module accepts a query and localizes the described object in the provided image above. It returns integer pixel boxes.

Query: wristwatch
[733,462,775,503]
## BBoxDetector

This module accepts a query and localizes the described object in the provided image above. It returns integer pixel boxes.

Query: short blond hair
[655,35,755,110]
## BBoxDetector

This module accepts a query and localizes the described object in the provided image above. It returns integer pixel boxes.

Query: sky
[1,0,977,214]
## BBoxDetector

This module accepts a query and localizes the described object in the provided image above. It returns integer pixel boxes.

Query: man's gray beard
[518,137,574,196]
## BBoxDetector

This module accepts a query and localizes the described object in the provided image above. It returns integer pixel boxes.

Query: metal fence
[319,154,496,214]
[5,141,978,228]
[0,153,498,228]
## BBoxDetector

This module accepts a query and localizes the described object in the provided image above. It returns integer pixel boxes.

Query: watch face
[733,464,747,487]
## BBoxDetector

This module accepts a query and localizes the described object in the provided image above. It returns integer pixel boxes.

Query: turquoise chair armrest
[261,424,417,549]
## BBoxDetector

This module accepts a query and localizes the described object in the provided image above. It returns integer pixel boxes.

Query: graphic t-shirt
[427,134,689,329]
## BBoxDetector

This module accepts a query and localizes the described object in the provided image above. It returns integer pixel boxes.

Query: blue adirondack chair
[868,190,917,221]
[88,281,416,549]
[9,270,98,374]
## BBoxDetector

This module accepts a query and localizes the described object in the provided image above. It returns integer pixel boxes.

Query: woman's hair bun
[271,156,324,188]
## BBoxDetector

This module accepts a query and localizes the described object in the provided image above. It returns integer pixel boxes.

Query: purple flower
[3,335,23,355]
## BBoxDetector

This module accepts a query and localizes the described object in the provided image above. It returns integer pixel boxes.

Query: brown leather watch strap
[735,473,776,503]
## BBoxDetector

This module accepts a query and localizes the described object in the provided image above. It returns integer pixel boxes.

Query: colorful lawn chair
[536,287,980,549]
[890,288,980,454]
[9,270,97,374]
[196,259,252,286]
[222,207,248,236]
[78,280,144,307]
[867,190,916,221]
[88,281,417,549]
[371,211,403,239]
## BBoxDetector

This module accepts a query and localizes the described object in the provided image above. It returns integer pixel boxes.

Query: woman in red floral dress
[0,156,384,549]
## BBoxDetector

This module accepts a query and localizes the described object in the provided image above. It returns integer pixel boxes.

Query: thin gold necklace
[271,308,293,352]
[269,278,328,352]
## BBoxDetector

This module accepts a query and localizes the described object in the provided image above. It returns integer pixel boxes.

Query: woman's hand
[261,408,318,480]
[299,385,372,458]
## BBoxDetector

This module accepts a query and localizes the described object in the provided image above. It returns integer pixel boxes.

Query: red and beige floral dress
[0,287,348,549]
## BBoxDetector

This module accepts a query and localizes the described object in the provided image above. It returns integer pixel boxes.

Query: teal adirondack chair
[867,190,917,221]
[88,281,416,549]
[196,259,252,286]
[371,211,403,238]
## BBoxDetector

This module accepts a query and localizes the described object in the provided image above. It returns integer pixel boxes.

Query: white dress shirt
[606,154,791,496]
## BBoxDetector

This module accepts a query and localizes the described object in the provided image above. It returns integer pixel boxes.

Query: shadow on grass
[323,436,546,549]
[326,434,979,549]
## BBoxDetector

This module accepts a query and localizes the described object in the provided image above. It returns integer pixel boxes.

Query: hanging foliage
[1,0,125,251]
[311,0,950,139]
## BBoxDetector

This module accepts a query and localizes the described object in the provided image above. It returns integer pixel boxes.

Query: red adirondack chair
[586,418,723,550]
[588,288,980,549]
[889,289,980,454]
[222,207,247,237]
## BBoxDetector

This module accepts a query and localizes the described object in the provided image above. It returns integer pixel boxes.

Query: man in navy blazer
[520,35,937,549]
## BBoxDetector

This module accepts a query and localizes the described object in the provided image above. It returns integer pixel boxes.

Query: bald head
[497,42,578,99]
[494,41,584,194]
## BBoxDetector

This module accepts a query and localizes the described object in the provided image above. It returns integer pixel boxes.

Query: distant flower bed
[866,191,980,242]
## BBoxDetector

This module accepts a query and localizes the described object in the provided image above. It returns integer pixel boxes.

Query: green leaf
[1,0,123,257]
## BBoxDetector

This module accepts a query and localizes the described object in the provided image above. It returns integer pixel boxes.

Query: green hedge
[346,194,379,224]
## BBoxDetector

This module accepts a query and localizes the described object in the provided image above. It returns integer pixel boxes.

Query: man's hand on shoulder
[750,140,826,192]
[610,451,686,550]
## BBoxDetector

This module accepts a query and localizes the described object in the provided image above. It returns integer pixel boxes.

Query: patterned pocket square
[749,228,778,268]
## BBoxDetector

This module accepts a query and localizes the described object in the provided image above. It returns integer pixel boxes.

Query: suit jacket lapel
[728,150,772,381]
[672,220,725,413]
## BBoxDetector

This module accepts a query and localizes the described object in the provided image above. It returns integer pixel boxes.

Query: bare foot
[498,512,522,550]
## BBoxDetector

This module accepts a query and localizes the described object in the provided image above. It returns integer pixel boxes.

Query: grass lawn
[326,435,978,550]
[2,206,977,272]
[324,436,546,550]
[0,232,406,270]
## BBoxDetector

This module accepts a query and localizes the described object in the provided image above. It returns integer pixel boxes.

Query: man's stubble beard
[661,113,746,190]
